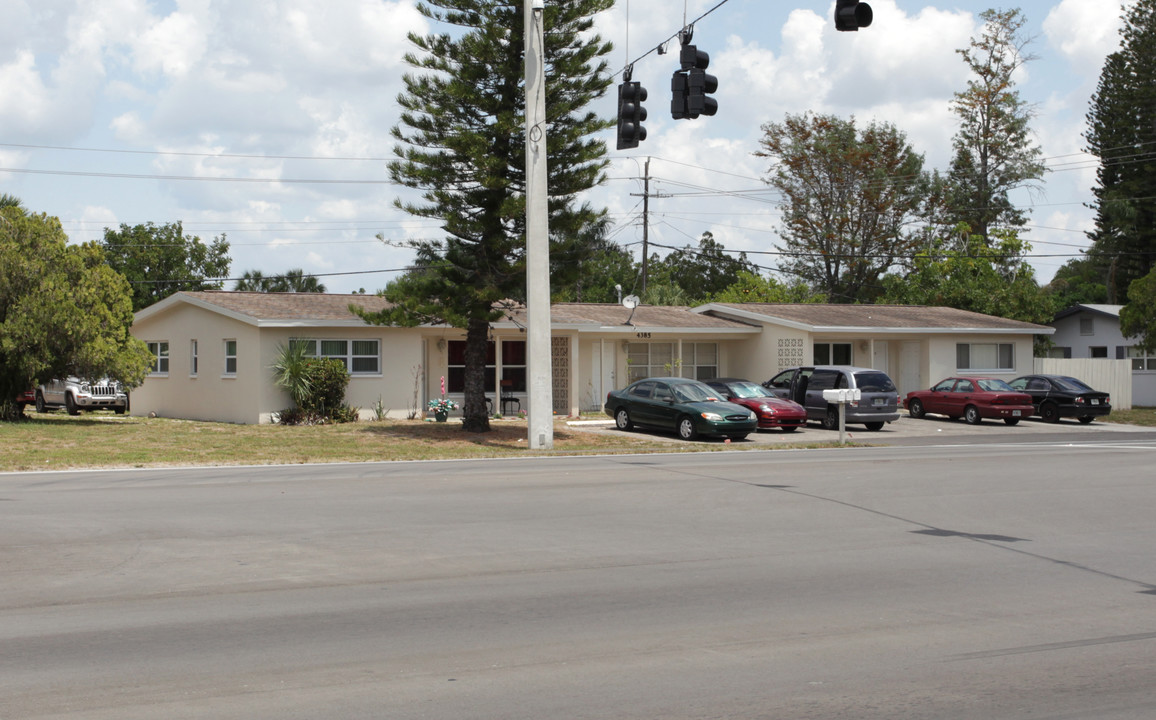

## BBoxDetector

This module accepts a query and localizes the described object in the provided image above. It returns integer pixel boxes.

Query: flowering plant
[427,397,459,413]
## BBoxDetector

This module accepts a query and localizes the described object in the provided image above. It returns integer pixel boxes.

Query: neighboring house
[129,292,1053,423]
[1050,304,1156,406]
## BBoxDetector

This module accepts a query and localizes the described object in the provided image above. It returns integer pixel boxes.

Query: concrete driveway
[576,411,1152,446]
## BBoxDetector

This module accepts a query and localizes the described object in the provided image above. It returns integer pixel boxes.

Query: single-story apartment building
[1049,303,1156,406]
[128,292,1054,423]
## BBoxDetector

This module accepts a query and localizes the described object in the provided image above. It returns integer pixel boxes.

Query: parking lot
[577,410,1153,446]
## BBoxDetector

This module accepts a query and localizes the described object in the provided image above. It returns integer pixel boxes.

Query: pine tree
[355,0,614,432]
[1085,0,1156,302]
[944,8,1044,244]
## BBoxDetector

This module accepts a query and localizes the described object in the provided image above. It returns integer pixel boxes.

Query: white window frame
[956,342,1014,371]
[682,342,719,380]
[627,342,674,382]
[814,342,853,365]
[223,339,237,377]
[1127,346,1156,370]
[190,339,198,377]
[291,338,381,375]
[147,341,169,376]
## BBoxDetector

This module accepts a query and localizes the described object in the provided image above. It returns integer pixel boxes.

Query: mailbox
[821,388,861,404]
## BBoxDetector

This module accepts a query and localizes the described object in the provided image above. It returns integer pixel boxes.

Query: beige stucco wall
[130,303,263,424]
[131,305,425,424]
[926,334,1037,386]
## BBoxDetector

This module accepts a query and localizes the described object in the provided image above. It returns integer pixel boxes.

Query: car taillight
[1075,397,1085,405]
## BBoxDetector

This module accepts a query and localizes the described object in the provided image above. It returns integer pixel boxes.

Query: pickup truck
[35,378,128,415]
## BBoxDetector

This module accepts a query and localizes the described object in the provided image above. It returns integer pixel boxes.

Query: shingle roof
[140,293,1050,334]
[153,291,393,323]
[500,303,758,330]
[699,303,1053,332]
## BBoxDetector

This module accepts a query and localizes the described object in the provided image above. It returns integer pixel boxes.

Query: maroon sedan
[905,377,1035,426]
[705,378,807,432]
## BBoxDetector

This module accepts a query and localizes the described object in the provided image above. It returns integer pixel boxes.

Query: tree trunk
[461,316,492,433]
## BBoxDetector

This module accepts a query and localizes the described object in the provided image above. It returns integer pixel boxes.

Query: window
[814,342,852,365]
[445,340,526,393]
[224,340,237,376]
[1090,346,1108,358]
[683,343,718,380]
[147,342,169,375]
[291,338,381,374]
[190,340,198,376]
[956,343,1013,370]
[955,379,976,393]
[1128,346,1156,370]
[627,342,674,382]
[1080,317,1094,336]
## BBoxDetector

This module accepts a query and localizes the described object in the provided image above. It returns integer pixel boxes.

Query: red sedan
[906,377,1035,426]
[705,378,807,432]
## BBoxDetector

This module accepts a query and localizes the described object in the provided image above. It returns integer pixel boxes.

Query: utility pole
[524,0,553,450]
[641,156,650,295]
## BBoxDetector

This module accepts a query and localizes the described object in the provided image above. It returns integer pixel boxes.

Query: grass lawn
[3,408,1152,473]
[0,412,763,472]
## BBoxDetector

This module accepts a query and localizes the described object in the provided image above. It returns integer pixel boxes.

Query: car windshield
[1053,376,1094,392]
[853,372,895,392]
[728,382,772,399]
[977,378,1015,392]
[673,382,719,403]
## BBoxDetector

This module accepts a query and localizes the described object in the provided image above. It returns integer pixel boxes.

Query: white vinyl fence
[1032,358,1132,410]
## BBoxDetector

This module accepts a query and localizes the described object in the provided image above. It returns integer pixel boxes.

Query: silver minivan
[763,366,900,430]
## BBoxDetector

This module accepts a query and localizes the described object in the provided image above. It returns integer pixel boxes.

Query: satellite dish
[622,295,640,309]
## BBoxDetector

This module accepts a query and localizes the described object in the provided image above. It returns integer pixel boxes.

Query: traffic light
[835,0,872,31]
[616,81,647,150]
[671,43,717,120]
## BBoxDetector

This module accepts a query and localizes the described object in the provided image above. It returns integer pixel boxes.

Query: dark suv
[763,366,900,431]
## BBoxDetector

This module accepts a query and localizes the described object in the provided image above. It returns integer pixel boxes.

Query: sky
[0,0,1130,296]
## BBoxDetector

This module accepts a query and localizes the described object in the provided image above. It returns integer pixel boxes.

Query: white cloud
[1044,0,1123,69]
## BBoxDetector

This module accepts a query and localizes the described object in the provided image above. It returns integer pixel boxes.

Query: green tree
[1120,268,1156,351]
[943,8,1044,242]
[0,194,23,211]
[551,234,638,303]
[644,232,760,304]
[354,0,614,432]
[1085,0,1156,302]
[879,227,1054,329]
[755,112,933,303]
[100,222,230,312]
[1,209,152,421]
[235,268,327,293]
[1044,256,1109,308]
[707,271,826,304]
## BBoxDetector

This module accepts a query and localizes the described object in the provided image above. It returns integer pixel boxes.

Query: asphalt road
[3,437,1156,719]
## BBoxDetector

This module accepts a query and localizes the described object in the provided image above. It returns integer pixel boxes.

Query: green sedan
[604,377,758,441]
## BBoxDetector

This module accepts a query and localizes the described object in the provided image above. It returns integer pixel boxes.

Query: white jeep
[35,377,128,415]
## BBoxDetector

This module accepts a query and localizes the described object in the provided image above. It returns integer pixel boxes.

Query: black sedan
[604,377,757,441]
[1007,374,1112,424]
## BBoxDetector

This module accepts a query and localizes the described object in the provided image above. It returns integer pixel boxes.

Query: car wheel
[964,405,982,425]
[114,406,126,415]
[35,392,46,413]
[65,393,80,416]
[1078,416,1095,424]
[1004,418,1020,426]
[677,416,699,441]
[1040,402,1060,423]
[614,407,633,431]
[781,426,798,433]
[908,398,925,419]
[864,422,884,431]
[820,407,839,431]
